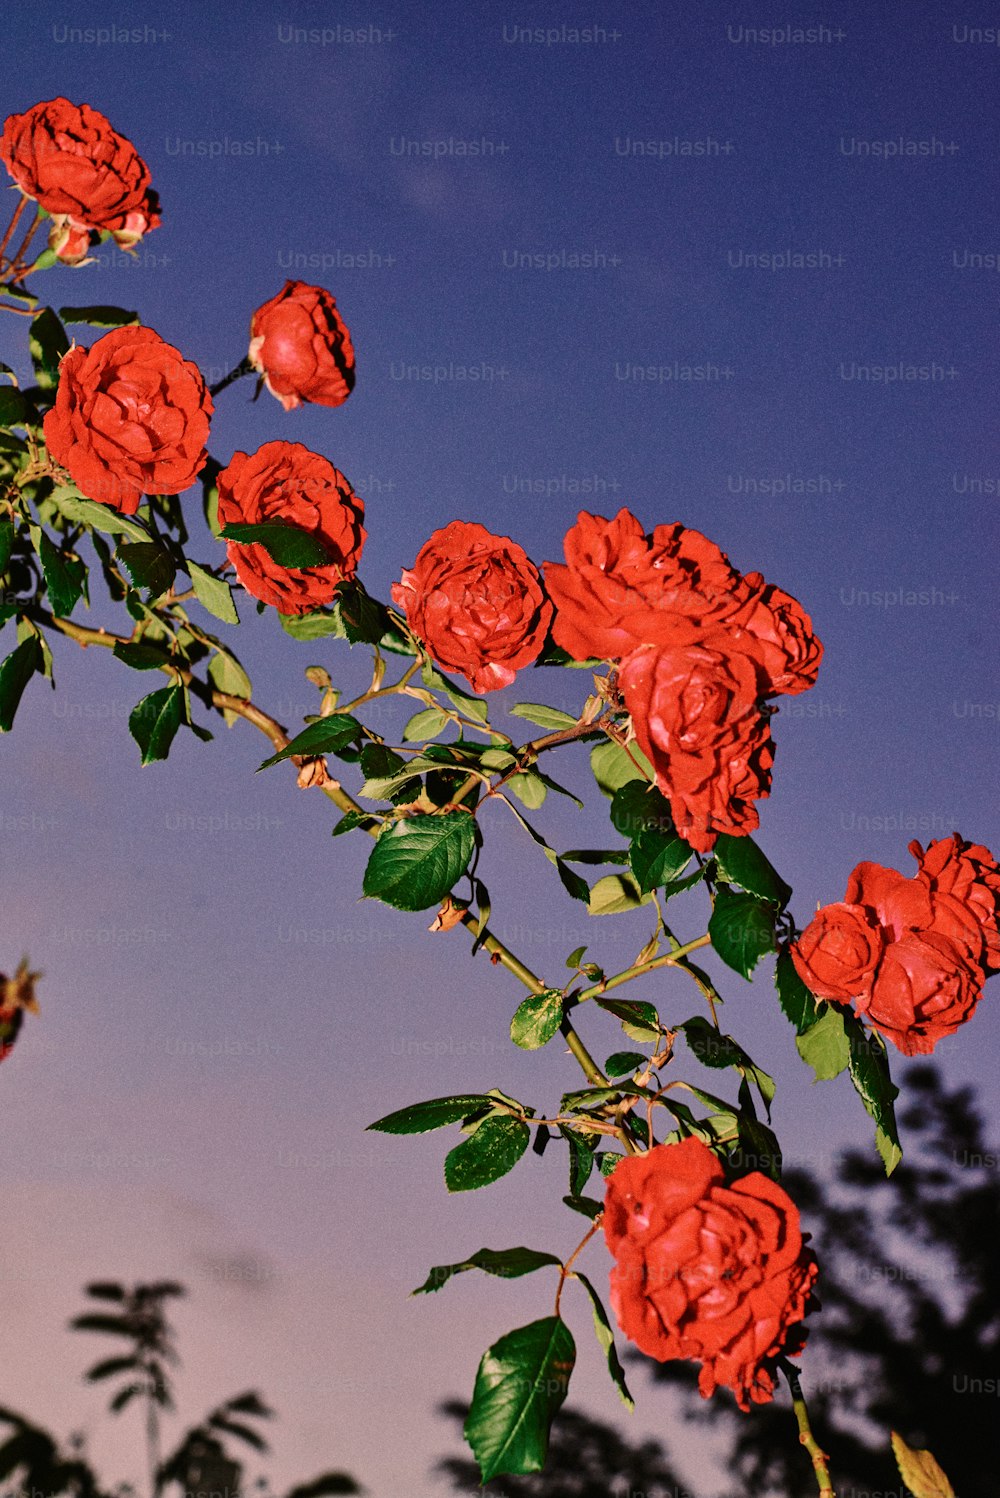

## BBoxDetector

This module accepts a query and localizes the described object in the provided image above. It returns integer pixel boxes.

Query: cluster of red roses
[791,835,1000,1055]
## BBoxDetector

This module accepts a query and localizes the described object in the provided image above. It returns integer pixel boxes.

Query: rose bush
[217,439,366,615]
[0,97,160,264]
[248,280,356,411]
[42,326,212,513]
[603,1137,818,1410]
[392,520,552,692]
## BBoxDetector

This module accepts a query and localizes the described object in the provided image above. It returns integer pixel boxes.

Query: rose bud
[790,901,885,1002]
[248,280,355,411]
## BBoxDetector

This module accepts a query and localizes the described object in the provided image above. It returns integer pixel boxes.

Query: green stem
[779,1360,836,1498]
[338,658,420,713]
[574,934,713,1002]
[208,358,253,397]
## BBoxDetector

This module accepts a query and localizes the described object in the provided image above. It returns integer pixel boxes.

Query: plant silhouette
[0,1282,361,1498]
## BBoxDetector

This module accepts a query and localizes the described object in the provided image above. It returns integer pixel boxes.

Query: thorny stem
[574,935,714,1002]
[555,1218,603,1317]
[779,1360,836,1498]
[9,214,42,278]
[0,194,28,270]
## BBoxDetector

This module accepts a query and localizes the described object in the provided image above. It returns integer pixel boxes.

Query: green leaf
[113,642,174,671]
[128,685,184,765]
[509,702,578,731]
[256,714,361,770]
[556,857,590,903]
[187,560,239,624]
[444,1115,530,1192]
[708,887,777,979]
[573,1272,635,1411]
[604,1050,648,1077]
[559,1127,596,1195]
[332,809,379,837]
[0,519,14,574]
[207,649,252,725]
[403,706,450,741]
[588,872,649,915]
[464,1317,575,1482]
[0,635,41,732]
[509,770,548,809]
[367,1094,495,1135]
[221,521,330,568]
[336,579,387,643]
[713,833,792,909]
[50,487,149,540]
[590,739,653,796]
[844,1014,902,1175]
[117,543,176,597]
[566,945,588,968]
[38,532,86,615]
[58,305,139,327]
[795,1004,851,1082]
[610,779,673,838]
[629,826,692,894]
[775,946,821,1034]
[359,744,405,782]
[598,1152,625,1177]
[279,607,346,640]
[890,1430,955,1498]
[562,1193,603,1219]
[0,386,30,428]
[679,1016,775,1114]
[595,997,661,1043]
[29,306,69,389]
[362,812,477,912]
[412,1246,561,1296]
[510,990,563,1050]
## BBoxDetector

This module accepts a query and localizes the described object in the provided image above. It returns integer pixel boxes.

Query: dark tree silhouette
[647,1062,1000,1497]
[434,1398,694,1498]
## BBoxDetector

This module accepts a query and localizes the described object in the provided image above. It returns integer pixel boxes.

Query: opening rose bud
[248,280,356,411]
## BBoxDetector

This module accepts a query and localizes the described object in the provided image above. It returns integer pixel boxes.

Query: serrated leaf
[708,887,777,979]
[559,1127,596,1195]
[590,739,653,796]
[0,386,30,428]
[58,305,140,328]
[465,1317,575,1482]
[207,649,252,726]
[610,779,673,838]
[556,857,590,903]
[403,706,450,741]
[510,990,563,1050]
[713,833,791,908]
[588,872,649,915]
[411,1246,561,1296]
[280,608,346,640]
[775,945,821,1034]
[509,770,548,809]
[367,1094,495,1135]
[844,1014,902,1175]
[336,579,387,643]
[38,532,86,616]
[629,826,692,894]
[256,714,361,770]
[604,1050,648,1077]
[795,1005,851,1081]
[221,520,330,569]
[594,997,661,1043]
[891,1431,955,1498]
[187,560,239,624]
[573,1272,634,1411]
[128,685,184,765]
[49,487,149,540]
[363,812,477,912]
[444,1115,530,1192]
[562,1193,603,1218]
[113,642,174,671]
[117,543,176,597]
[332,809,378,837]
[29,306,69,389]
[509,702,578,731]
[680,1015,775,1114]
[0,636,41,732]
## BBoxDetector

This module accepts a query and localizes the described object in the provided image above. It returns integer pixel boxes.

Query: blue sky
[2,4,999,1495]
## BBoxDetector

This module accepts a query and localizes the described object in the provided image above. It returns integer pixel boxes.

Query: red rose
[912,835,1000,972]
[859,931,983,1056]
[844,860,933,940]
[543,509,750,662]
[604,1137,818,1411]
[43,326,212,514]
[619,639,773,851]
[790,901,885,1001]
[730,578,823,698]
[0,98,160,264]
[392,521,553,694]
[217,441,366,616]
[248,281,355,411]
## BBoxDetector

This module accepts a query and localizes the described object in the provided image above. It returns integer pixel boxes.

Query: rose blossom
[729,578,823,698]
[604,1137,818,1410]
[911,834,1000,972]
[392,521,552,693]
[217,441,366,616]
[543,509,750,663]
[0,98,160,265]
[248,281,355,411]
[859,930,984,1056]
[790,901,885,1001]
[619,638,774,851]
[43,326,212,514]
